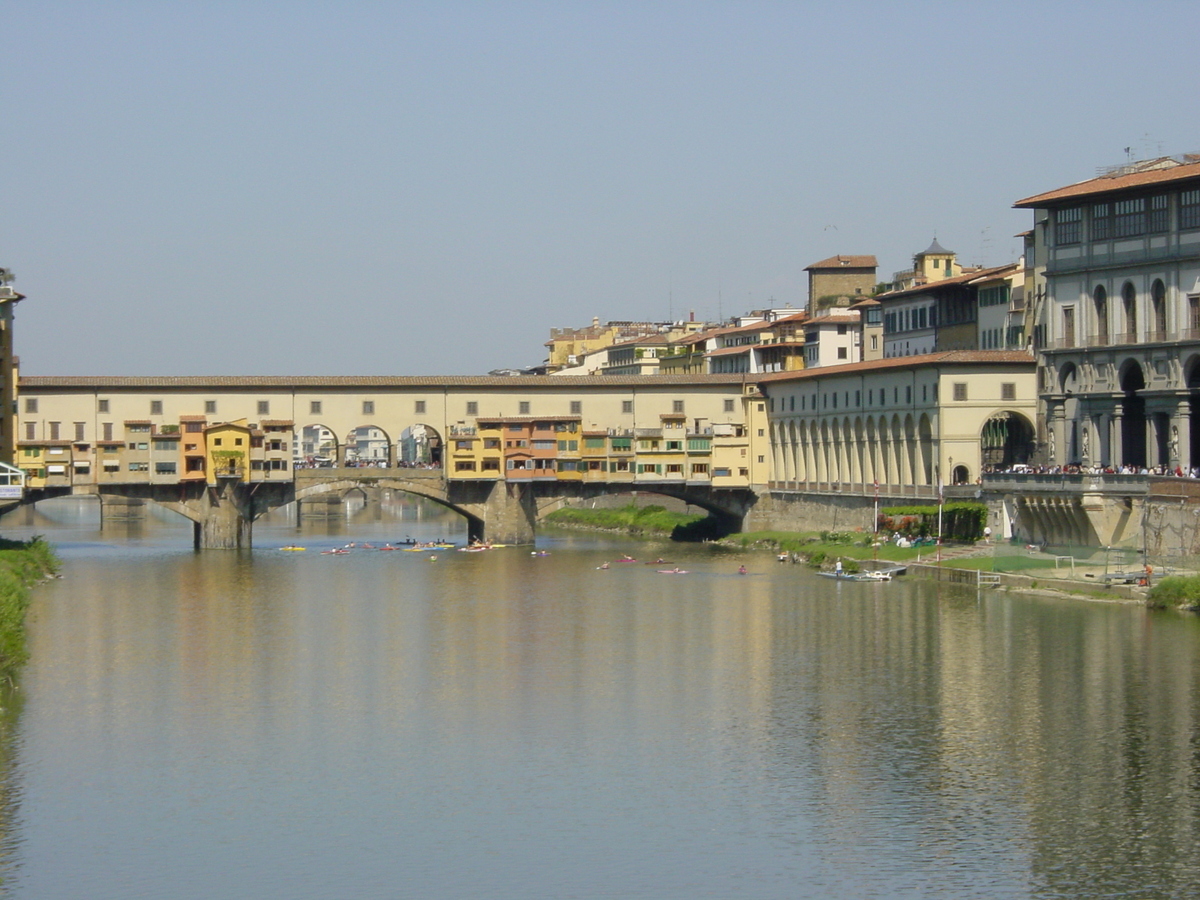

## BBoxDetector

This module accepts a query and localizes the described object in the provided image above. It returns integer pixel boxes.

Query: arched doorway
[1119,361,1146,468]
[980,411,1035,470]
[399,424,443,468]
[345,425,392,467]
[299,424,339,467]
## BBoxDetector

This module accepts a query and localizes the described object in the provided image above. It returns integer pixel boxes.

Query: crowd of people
[983,463,1200,478]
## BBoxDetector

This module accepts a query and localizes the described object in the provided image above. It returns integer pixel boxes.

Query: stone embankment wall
[744,492,878,535]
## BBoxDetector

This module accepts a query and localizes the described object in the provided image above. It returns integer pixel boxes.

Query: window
[257,401,269,416]
[467,401,478,416]
[1092,202,1111,241]
[1094,286,1108,343]
[150,400,162,415]
[1121,284,1137,341]
[673,400,684,413]
[310,401,322,415]
[1182,189,1200,230]
[1062,307,1076,348]
[103,423,113,441]
[49,422,60,440]
[905,386,911,404]
[691,463,709,475]
[128,462,148,472]
[666,464,683,474]
[213,438,222,446]
[953,383,967,401]
[519,401,530,415]
[1115,198,1145,237]
[1056,207,1081,245]
[724,399,735,413]
[1001,383,1016,401]
[570,400,582,415]
[837,347,847,360]
[413,400,425,415]
[622,400,633,414]
[205,400,217,414]
[24,398,37,414]
[74,422,85,441]
[455,461,477,472]
[97,399,109,414]
[155,461,177,475]
[1149,194,1169,233]
[24,422,34,440]
[234,438,243,446]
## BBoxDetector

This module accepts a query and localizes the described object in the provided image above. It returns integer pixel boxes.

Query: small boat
[321,548,350,555]
[279,546,306,552]
[817,570,892,582]
[657,568,689,574]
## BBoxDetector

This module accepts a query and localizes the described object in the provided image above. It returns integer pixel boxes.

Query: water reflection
[1,497,1199,898]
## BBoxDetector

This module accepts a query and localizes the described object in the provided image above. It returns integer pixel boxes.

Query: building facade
[1015,156,1200,470]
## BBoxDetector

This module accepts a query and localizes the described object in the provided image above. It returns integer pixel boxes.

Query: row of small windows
[37,398,705,420]
[1056,190,1200,245]
[768,382,1017,410]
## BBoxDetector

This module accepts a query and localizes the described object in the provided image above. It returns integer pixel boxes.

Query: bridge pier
[192,491,252,550]
[480,482,536,545]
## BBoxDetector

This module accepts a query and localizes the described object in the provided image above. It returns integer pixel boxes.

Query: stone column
[1146,414,1159,468]
[1054,404,1068,467]
[1174,403,1191,472]
[1109,411,1123,468]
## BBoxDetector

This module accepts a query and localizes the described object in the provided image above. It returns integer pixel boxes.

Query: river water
[1,497,1199,899]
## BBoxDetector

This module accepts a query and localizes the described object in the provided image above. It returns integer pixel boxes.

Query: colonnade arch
[771,412,943,488]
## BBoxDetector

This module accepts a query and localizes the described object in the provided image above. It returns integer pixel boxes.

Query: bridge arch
[981,410,1035,471]
[345,425,392,466]
[298,423,340,467]
[293,475,483,538]
[399,423,444,468]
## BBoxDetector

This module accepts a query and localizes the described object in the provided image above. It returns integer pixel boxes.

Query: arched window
[1093,285,1108,344]
[1151,279,1167,340]
[1122,282,1138,343]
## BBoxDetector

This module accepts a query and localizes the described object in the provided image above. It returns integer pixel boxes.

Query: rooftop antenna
[978,226,992,267]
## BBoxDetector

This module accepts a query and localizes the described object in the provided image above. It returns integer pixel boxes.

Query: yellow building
[205,420,252,484]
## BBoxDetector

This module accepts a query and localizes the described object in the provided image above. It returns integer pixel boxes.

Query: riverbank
[0,537,59,683]
[543,503,709,538]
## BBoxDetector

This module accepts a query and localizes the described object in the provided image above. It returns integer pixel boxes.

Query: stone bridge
[19,468,759,549]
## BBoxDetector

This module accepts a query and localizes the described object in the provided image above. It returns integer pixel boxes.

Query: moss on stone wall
[0,537,59,683]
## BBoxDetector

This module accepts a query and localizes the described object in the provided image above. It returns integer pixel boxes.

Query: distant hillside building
[804,255,878,310]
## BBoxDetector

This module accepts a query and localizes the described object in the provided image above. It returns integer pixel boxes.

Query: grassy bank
[720,530,926,565]
[544,503,707,537]
[0,537,59,683]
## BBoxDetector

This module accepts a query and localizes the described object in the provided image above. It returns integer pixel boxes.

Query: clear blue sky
[2,1,1195,375]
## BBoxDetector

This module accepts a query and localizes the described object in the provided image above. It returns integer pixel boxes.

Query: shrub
[1148,575,1200,609]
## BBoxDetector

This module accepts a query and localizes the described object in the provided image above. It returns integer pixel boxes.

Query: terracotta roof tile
[1014,159,1200,207]
[804,255,878,270]
[757,350,1035,385]
[20,374,753,389]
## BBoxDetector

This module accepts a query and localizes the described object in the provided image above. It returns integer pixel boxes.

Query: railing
[981,473,1149,494]
[766,481,977,500]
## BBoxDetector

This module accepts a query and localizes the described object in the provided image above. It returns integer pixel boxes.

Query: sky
[2,0,1196,376]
